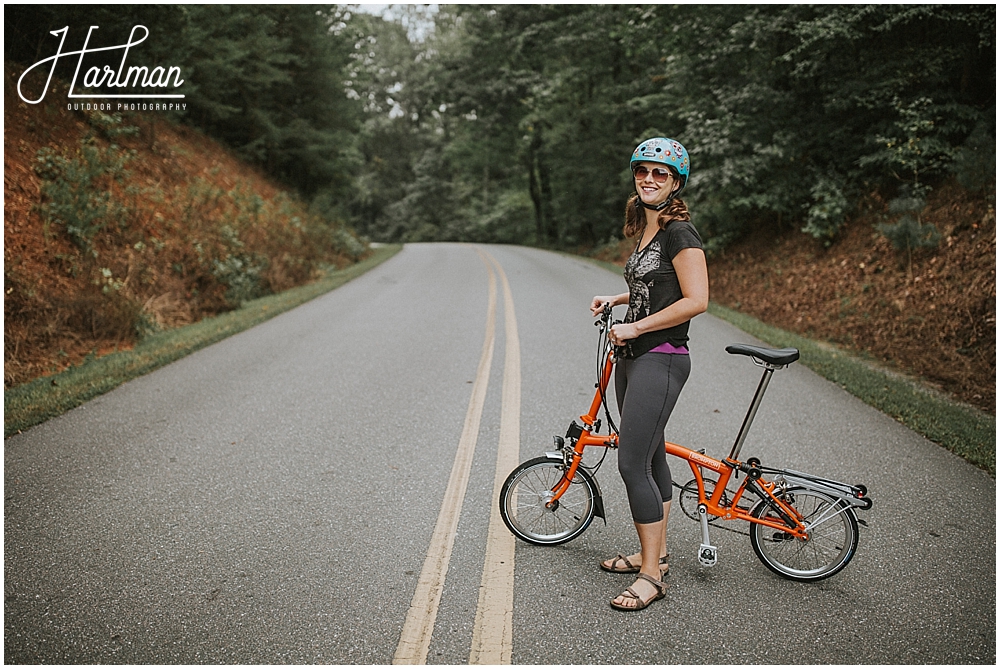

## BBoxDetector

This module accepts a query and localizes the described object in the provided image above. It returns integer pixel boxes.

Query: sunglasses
[632,165,673,183]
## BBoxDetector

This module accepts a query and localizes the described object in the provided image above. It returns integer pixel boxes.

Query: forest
[6,5,994,247]
[4,5,995,410]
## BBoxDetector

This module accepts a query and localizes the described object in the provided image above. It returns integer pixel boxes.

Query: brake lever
[595,302,614,329]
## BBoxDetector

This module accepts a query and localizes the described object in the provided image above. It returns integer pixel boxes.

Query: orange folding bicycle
[499,304,873,582]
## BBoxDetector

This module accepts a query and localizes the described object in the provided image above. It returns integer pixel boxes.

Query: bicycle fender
[782,474,873,510]
[543,453,606,522]
[592,477,606,521]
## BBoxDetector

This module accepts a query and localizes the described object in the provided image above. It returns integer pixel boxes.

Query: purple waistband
[648,341,689,355]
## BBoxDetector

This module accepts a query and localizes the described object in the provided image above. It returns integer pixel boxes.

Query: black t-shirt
[622,219,704,358]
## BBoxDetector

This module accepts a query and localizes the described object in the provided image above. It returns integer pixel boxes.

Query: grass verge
[5,244,402,438]
[583,256,995,476]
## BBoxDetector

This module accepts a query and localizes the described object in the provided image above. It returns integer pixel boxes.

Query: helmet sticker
[630,136,690,191]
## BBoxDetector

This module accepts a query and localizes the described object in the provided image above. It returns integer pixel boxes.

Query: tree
[346,5,994,250]
[182,6,362,199]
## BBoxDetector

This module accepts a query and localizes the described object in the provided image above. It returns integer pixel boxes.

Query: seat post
[727,366,775,461]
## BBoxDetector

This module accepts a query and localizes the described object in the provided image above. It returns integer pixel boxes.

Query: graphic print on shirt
[624,240,661,323]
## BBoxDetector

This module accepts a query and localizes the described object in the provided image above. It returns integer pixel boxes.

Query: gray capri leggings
[614,352,691,524]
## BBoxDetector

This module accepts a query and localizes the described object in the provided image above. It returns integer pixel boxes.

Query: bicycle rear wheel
[749,487,859,582]
[499,457,596,546]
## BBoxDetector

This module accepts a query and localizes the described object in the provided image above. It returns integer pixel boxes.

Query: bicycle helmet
[630,137,690,210]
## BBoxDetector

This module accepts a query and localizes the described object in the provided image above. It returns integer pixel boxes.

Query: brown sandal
[600,554,670,575]
[600,554,637,573]
[610,572,667,611]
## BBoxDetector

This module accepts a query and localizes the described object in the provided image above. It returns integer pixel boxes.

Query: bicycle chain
[673,480,754,538]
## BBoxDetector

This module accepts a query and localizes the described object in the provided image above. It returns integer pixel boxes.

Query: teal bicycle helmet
[630,137,690,210]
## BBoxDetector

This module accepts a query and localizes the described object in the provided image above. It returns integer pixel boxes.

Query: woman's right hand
[590,295,615,316]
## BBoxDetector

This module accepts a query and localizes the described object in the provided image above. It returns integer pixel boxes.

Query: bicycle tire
[749,487,859,582]
[499,456,597,546]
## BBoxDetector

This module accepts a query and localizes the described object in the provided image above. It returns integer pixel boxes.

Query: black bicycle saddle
[725,344,799,366]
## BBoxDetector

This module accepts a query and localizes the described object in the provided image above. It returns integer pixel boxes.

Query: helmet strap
[635,188,678,212]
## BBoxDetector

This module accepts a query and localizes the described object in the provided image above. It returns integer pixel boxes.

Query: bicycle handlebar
[594,301,613,327]
[593,302,622,436]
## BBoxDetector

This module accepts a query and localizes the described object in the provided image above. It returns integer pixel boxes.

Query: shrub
[802,175,849,243]
[951,120,995,192]
[61,292,144,342]
[330,225,368,260]
[211,254,268,307]
[879,185,939,255]
[85,110,140,139]
[877,215,941,252]
[34,142,133,253]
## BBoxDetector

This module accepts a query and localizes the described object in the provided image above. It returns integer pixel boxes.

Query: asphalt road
[4,243,995,664]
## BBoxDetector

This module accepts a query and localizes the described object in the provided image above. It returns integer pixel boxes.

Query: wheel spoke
[502,459,595,545]
[750,488,857,581]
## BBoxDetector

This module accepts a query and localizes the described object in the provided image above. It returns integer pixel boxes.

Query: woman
[590,137,708,611]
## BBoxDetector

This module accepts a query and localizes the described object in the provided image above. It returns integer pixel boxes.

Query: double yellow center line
[393,247,521,665]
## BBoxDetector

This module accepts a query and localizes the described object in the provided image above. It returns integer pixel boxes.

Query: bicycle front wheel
[749,487,859,582]
[499,457,596,546]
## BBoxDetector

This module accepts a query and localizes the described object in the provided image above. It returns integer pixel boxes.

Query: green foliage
[328,226,368,261]
[802,176,850,243]
[339,5,994,250]
[181,5,362,197]
[86,111,140,139]
[878,182,939,269]
[951,118,996,192]
[865,97,958,183]
[210,224,267,307]
[877,216,941,252]
[165,178,365,307]
[211,254,268,307]
[8,5,364,202]
[34,142,133,253]
[887,193,927,215]
[6,5,993,251]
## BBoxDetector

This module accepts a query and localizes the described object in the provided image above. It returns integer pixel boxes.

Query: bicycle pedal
[698,544,718,567]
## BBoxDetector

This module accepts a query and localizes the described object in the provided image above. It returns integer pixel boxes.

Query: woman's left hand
[609,323,639,345]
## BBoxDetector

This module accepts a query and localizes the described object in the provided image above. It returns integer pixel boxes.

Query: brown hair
[622,193,691,239]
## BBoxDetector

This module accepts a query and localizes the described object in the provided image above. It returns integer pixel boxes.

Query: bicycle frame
[546,317,871,543]
[502,305,873,579]
[548,351,810,538]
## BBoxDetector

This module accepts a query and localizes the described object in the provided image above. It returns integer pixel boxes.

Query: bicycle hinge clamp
[697,504,718,567]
